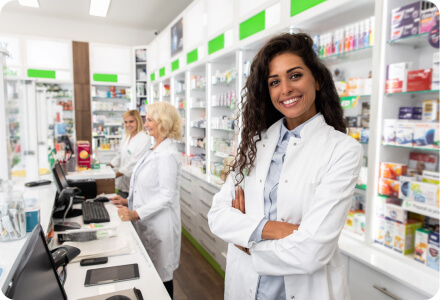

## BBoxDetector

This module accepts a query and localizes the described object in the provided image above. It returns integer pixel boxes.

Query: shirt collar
[280,112,322,140]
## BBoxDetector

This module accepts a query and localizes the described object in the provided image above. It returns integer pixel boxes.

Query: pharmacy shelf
[401,200,439,219]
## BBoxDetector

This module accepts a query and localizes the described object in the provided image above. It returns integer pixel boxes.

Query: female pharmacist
[112,102,182,299]
[208,33,362,300]
[110,110,150,198]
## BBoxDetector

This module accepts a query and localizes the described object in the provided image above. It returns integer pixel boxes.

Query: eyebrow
[268,66,303,79]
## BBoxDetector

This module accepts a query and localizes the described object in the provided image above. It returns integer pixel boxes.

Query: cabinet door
[348,258,427,300]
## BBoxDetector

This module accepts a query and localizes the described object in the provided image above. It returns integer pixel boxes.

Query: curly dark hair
[231,32,346,185]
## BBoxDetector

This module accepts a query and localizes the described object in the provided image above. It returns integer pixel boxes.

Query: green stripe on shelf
[160,67,165,77]
[239,11,265,40]
[151,73,155,81]
[187,48,198,64]
[171,59,180,71]
[291,0,327,17]
[27,69,56,79]
[93,73,118,82]
[182,227,225,279]
[208,33,225,55]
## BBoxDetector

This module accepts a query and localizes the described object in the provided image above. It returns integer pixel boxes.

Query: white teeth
[282,97,300,105]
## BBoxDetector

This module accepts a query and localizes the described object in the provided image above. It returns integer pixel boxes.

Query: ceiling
[2,0,194,33]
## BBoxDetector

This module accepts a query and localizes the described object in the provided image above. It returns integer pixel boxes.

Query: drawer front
[196,213,228,254]
[348,258,426,300]
[181,171,194,190]
[198,235,225,270]
[198,181,219,206]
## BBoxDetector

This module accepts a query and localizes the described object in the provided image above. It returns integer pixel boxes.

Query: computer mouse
[106,295,131,300]
[94,196,110,202]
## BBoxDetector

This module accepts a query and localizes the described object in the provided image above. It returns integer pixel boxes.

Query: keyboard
[82,201,110,224]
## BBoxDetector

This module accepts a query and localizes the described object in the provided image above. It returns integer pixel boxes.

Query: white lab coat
[128,138,182,282]
[110,131,151,192]
[208,115,362,300]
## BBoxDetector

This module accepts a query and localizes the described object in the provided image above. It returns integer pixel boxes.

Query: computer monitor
[52,162,82,219]
[3,224,67,300]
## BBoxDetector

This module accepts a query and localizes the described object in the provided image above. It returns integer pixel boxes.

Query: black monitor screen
[52,162,69,194]
[3,224,67,300]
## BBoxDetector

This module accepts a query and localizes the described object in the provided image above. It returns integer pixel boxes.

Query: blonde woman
[110,110,150,198]
[112,102,182,299]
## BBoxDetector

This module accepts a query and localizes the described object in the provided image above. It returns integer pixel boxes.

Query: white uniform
[111,131,150,193]
[208,116,362,300]
[128,138,182,281]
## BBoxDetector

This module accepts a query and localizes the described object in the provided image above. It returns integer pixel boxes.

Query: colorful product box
[427,231,440,271]
[384,219,396,249]
[354,213,365,236]
[394,220,422,254]
[375,217,386,245]
[409,181,440,207]
[399,107,423,120]
[378,178,400,197]
[435,123,440,148]
[422,170,440,184]
[419,2,439,34]
[361,128,369,143]
[385,199,407,224]
[76,140,91,169]
[399,175,417,200]
[379,162,407,180]
[407,69,432,92]
[386,62,412,93]
[422,100,439,122]
[395,122,414,146]
[414,123,436,148]
[391,1,421,40]
[415,227,432,264]
[383,119,396,144]
[348,127,362,141]
[408,152,439,173]
[345,209,354,232]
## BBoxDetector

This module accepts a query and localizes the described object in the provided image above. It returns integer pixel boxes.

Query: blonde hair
[123,110,144,136]
[146,102,182,141]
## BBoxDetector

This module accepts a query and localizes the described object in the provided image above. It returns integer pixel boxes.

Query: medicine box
[408,152,439,172]
[379,162,407,180]
[435,123,440,148]
[391,2,420,40]
[414,123,436,148]
[395,122,414,146]
[394,220,422,254]
[422,100,439,122]
[422,170,440,184]
[345,209,354,232]
[77,140,91,169]
[386,62,412,93]
[383,119,396,144]
[415,227,431,264]
[407,69,432,92]
[361,128,369,143]
[348,127,362,141]
[399,107,422,120]
[385,200,407,224]
[353,213,365,236]
[420,2,439,33]
[378,178,400,197]
[427,231,440,271]
[409,181,440,207]
[375,216,386,245]
[384,219,395,249]
[399,175,417,200]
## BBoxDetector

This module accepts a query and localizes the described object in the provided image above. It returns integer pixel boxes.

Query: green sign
[291,0,327,17]
[27,69,56,79]
[171,59,180,71]
[151,73,155,81]
[340,96,359,109]
[160,67,165,77]
[208,33,225,55]
[240,11,265,40]
[93,73,118,82]
[187,49,198,64]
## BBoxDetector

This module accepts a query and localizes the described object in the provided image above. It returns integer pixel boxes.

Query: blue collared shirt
[250,113,321,300]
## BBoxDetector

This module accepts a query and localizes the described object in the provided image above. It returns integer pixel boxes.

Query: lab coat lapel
[254,119,282,212]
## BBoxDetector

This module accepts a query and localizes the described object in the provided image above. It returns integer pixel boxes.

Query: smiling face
[124,115,138,135]
[144,114,160,140]
[267,52,319,130]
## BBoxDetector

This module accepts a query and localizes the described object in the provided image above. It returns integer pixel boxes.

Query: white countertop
[66,165,116,180]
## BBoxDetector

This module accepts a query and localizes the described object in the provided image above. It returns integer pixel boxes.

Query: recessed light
[89,0,111,17]
[18,0,39,8]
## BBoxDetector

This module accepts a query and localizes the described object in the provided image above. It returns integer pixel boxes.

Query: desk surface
[0,176,170,300]
[66,165,116,180]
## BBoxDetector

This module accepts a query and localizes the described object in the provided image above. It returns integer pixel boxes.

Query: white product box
[375,216,385,245]
[395,121,414,146]
[353,213,365,236]
[384,219,395,249]
[413,123,436,148]
[386,62,413,93]
[409,181,440,207]
[399,175,417,200]
[427,232,440,271]
[415,228,431,264]
[383,119,397,144]
[385,203,408,224]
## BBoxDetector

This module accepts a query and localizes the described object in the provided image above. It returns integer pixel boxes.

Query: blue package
[427,232,439,271]
[25,209,40,232]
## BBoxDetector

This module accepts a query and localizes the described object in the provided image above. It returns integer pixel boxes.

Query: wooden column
[72,41,92,146]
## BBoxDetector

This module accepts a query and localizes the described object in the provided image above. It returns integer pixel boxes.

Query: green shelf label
[151,73,155,81]
[208,33,225,55]
[160,67,165,77]
[93,73,118,82]
[171,59,180,71]
[27,69,56,79]
[291,0,327,17]
[240,11,265,40]
[187,49,198,65]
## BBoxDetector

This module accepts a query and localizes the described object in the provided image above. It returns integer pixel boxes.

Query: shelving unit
[173,71,186,155]
[134,47,148,115]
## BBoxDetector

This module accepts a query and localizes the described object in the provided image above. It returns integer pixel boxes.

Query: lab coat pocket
[301,182,318,216]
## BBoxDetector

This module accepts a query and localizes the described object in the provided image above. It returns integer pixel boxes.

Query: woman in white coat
[111,102,182,299]
[208,33,362,300]
[110,110,150,198]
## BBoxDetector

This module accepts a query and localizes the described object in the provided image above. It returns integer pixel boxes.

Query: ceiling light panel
[90,0,111,17]
[18,0,39,8]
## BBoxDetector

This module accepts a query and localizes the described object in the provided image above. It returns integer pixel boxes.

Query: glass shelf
[320,46,373,63]
[402,200,439,219]
[387,33,429,46]
[385,90,440,97]
[382,144,440,152]
[212,128,235,132]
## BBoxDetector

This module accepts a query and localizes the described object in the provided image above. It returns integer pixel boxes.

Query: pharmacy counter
[0,176,170,300]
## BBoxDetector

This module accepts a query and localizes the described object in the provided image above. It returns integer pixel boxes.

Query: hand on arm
[111,195,128,206]
[115,171,123,178]
[231,186,250,255]
[116,205,140,221]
